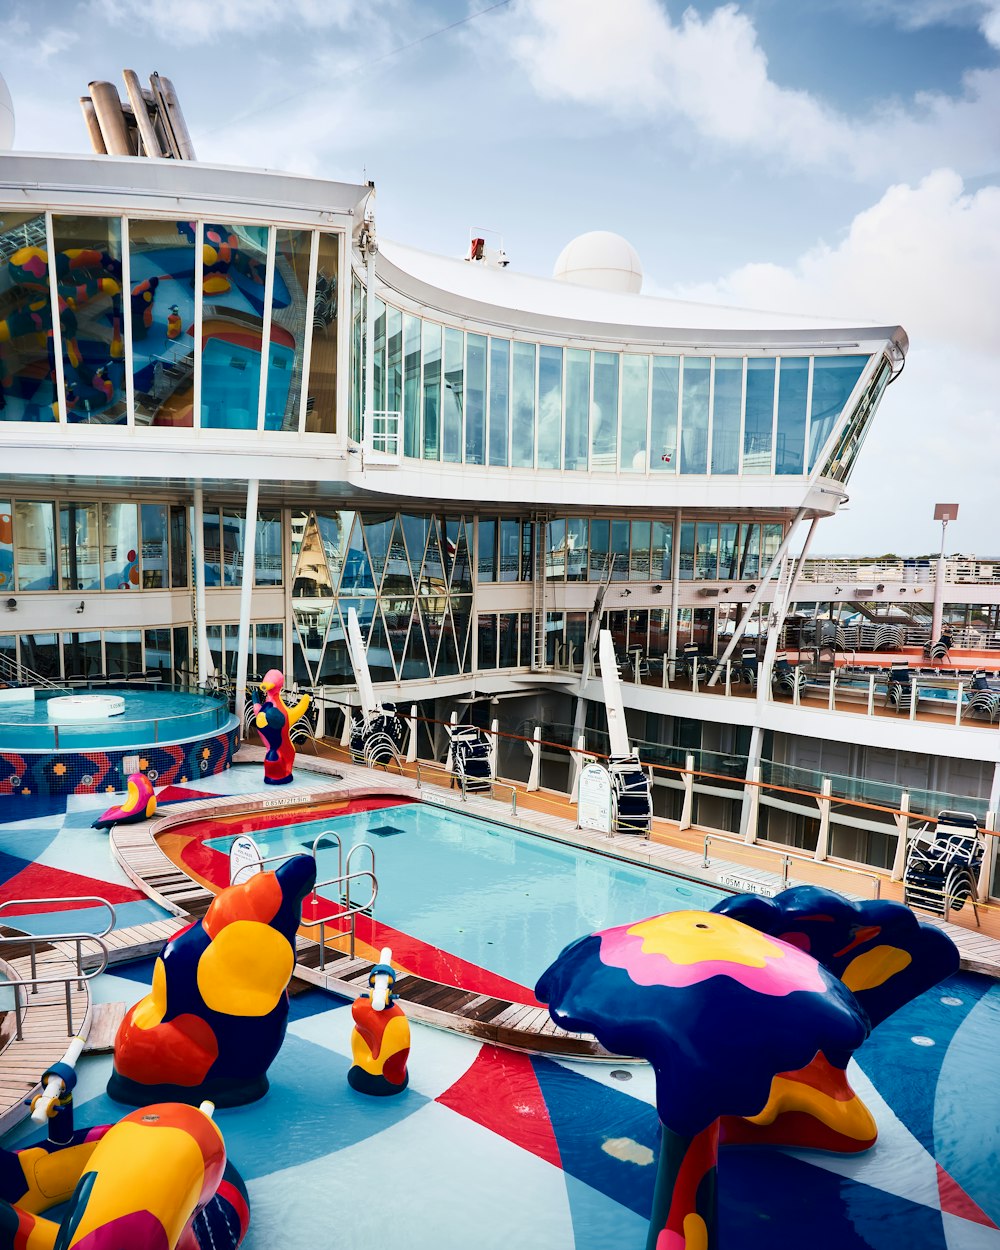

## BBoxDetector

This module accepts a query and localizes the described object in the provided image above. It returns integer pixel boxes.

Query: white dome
[553,230,642,294]
[0,75,13,150]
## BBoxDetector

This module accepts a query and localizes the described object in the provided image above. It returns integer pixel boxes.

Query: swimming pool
[198,799,725,1001]
[0,687,232,750]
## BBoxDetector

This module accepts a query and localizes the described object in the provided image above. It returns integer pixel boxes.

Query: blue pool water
[205,802,725,990]
[201,338,294,431]
[0,688,230,750]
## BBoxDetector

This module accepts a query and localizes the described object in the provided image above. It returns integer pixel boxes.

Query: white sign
[717,874,779,898]
[230,834,263,885]
[578,762,613,834]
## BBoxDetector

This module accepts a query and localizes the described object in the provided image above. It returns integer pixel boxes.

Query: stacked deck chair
[904,809,984,916]
[963,670,1000,723]
[350,704,406,768]
[736,649,759,689]
[607,754,653,836]
[886,664,916,713]
[772,651,805,696]
[448,724,494,794]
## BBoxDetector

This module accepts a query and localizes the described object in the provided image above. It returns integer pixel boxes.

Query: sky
[3,0,999,555]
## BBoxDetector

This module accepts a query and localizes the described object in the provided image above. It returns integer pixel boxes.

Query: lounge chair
[772,652,804,696]
[885,664,916,713]
[736,648,758,689]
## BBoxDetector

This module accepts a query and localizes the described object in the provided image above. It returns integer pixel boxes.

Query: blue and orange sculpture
[1,1047,248,1248]
[536,886,958,1250]
[348,947,410,1097]
[108,853,316,1107]
[92,771,157,830]
[253,669,310,785]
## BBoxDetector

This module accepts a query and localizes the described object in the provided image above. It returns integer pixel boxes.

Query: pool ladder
[231,830,376,969]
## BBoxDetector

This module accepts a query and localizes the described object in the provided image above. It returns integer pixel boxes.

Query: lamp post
[931,503,958,643]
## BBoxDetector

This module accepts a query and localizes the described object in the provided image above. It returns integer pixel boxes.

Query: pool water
[0,688,231,750]
[204,801,725,996]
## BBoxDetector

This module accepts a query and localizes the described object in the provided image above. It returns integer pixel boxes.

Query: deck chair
[885,664,916,713]
[772,652,804,696]
[736,648,758,689]
[927,634,952,662]
[963,674,1000,722]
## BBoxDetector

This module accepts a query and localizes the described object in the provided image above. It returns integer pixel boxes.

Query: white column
[890,792,911,881]
[743,765,761,844]
[527,726,541,792]
[192,485,212,687]
[406,704,418,762]
[814,778,832,861]
[233,479,260,739]
[680,752,695,831]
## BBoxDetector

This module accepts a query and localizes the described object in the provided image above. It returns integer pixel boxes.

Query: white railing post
[744,765,761,844]
[890,791,910,881]
[527,726,541,792]
[977,810,996,902]
[489,716,499,779]
[679,753,695,831]
[406,704,418,763]
[828,670,836,711]
[814,778,833,861]
[955,682,964,726]
[867,673,875,717]
[339,704,351,746]
[793,673,801,707]
[569,733,586,801]
[662,658,669,689]
[692,664,700,695]
[724,661,732,698]
[909,679,918,722]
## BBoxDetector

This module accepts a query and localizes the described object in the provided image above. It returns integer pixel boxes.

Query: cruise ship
[0,69,996,924]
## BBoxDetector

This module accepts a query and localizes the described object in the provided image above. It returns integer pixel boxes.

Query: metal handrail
[301,868,378,967]
[414,759,518,815]
[0,933,111,1038]
[0,896,116,939]
[701,833,882,898]
[230,830,347,886]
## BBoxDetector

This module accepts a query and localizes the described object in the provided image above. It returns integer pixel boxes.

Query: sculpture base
[347,1066,409,1097]
[263,774,293,785]
[106,1070,270,1109]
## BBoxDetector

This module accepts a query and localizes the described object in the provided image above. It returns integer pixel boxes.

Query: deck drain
[610,1069,633,1082]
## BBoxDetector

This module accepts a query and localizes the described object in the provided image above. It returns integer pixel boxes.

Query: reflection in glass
[808,355,868,471]
[679,521,695,581]
[403,314,421,457]
[621,355,649,472]
[169,505,189,588]
[712,358,742,474]
[744,358,775,474]
[719,523,739,580]
[499,519,521,582]
[696,522,718,579]
[15,501,56,590]
[546,519,566,580]
[63,630,102,679]
[306,232,339,434]
[680,357,710,474]
[255,622,284,675]
[0,212,57,422]
[422,322,441,459]
[59,503,101,590]
[566,518,588,581]
[51,215,125,425]
[537,345,562,470]
[775,356,809,475]
[651,521,672,580]
[386,307,402,434]
[739,523,760,579]
[478,614,498,668]
[464,333,486,465]
[102,502,139,590]
[200,223,268,430]
[144,628,172,679]
[650,356,679,472]
[610,519,629,581]
[477,518,497,582]
[591,352,619,469]
[589,519,609,580]
[19,633,59,680]
[140,503,168,588]
[442,327,464,463]
[105,628,141,676]
[268,229,311,431]
[564,349,590,471]
[488,338,509,466]
[630,520,651,579]
[255,511,282,586]
[511,342,536,468]
[129,218,196,427]
[0,499,11,593]
[498,613,519,666]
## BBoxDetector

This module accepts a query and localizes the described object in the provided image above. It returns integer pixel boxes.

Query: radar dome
[553,231,642,294]
[0,74,13,150]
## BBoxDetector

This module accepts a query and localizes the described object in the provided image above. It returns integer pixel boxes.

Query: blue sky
[3,0,1000,554]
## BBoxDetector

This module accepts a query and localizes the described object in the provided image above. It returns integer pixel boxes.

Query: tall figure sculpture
[252,669,310,785]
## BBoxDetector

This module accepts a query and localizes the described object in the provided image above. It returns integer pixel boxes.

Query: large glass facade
[0,212,58,423]
[129,218,196,427]
[200,222,269,430]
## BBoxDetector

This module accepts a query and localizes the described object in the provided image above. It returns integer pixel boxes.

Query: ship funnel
[80,71,196,160]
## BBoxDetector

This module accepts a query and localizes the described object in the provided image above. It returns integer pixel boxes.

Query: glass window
[140,504,168,588]
[403,314,421,457]
[739,524,760,580]
[589,519,609,580]
[51,215,125,425]
[465,333,487,465]
[679,521,696,581]
[564,349,590,471]
[630,520,651,580]
[776,356,809,474]
[650,356,679,472]
[255,622,283,675]
[15,501,56,590]
[0,213,57,423]
[719,523,739,581]
[60,502,101,590]
[255,510,282,586]
[477,614,498,668]
[422,322,441,460]
[128,218,196,427]
[305,231,339,434]
[744,358,775,474]
[371,296,385,420]
[520,521,534,582]
[442,327,464,463]
[712,358,742,474]
[498,612,519,666]
[222,509,245,587]
[566,611,588,670]
[610,519,629,581]
[680,357,710,474]
[350,277,362,439]
[477,518,497,582]
[105,628,141,676]
[808,355,869,471]
[173,624,191,684]
[19,632,59,680]
[695,522,718,579]
[63,630,102,679]
[546,519,567,580]
[519,613,532,667]
[499,519,521,582]
[102,502,139,590]
[545,611,565,665]
[488,338,509,466]
[386,306,402,425]
[511,342,536,468]
[591,352,619,469]
[537,345,562,470]
[762,523,784,573]
[144,628,171,679]
[651,521,672,581]
[267,228,311,431]
[566,518,589,581]
[0,501,11,594]
[225,623,240,678]
[200,223,269,430]
[170,505,189,588]
[621,354,649,472]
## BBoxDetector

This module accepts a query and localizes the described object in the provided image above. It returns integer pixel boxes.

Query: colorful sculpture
[108,854,316,1107]
[348,947,410,1097]
[712,885,960,1152]
[536,888,960,1250]
[253,669,310,785]
[3,1045,249,1248]
[92,771,157,830]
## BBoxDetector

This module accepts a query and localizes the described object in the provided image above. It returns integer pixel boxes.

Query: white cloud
[87,0,367,43]
[982,4,1000,47]
[497,0,1000,182]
